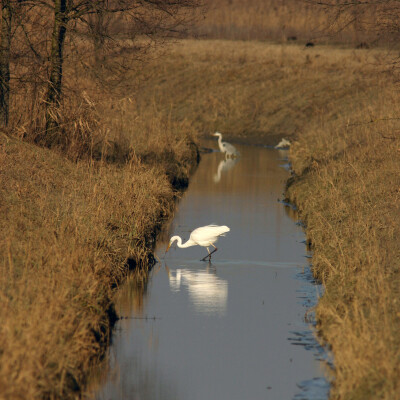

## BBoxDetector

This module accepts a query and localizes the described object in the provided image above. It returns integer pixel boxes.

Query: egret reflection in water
[213,157,239,183]
[166,266,228,315]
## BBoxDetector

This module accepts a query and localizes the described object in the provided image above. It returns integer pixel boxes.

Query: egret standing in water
[275,138,291,149]
[213,132,239,158]
[166,224,230,261]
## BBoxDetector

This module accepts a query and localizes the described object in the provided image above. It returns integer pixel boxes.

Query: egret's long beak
[166,242,172,253]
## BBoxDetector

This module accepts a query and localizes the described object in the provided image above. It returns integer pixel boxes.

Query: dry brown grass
[0,77,198,398]
[3,35,400,399]
[287,88,400,399]
[132,39,385,145]
[194,0,377,45]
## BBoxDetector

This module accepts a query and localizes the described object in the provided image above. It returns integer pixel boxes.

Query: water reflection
[166,265,228,316]
[213,157,239,183]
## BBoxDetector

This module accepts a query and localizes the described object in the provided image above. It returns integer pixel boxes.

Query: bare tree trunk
[93,2,106,68]
[0,1,12,128]
[46,0,67,137]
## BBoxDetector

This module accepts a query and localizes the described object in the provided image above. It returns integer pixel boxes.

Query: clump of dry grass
[13,91,104,161]
[98,97,199,186]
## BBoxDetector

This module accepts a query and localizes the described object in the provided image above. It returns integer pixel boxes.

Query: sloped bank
[285,97,400,399]
[0,120,198,400]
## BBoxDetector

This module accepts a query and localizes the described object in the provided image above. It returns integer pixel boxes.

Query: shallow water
[90,141,330,400]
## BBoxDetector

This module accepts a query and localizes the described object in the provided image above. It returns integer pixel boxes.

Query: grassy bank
[0,98,198,398]
[132,39,400,399]
[286,88,400,399]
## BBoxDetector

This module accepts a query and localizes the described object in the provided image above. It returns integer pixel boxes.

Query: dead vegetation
[0,79,198,399]
[2,2,400,397]
[193,0,379,46]
[287,88,400,399]
[132,39,385,145]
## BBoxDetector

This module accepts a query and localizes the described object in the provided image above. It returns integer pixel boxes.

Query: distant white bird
[213,132,239,158]
[275,138,291,149]
[166,224,230,261]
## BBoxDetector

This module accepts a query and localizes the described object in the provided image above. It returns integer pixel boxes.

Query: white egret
[213,132,239,158]
[166,224,230,261]
[275,138,291,149]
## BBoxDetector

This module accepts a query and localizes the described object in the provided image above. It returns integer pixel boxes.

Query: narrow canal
[90,140,330,400]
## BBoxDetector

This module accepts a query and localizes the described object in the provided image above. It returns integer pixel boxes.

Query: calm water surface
[91,141,330,400]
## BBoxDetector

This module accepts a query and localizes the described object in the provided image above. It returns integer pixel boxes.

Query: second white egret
[275,138,291,149]
[213,132,239,158]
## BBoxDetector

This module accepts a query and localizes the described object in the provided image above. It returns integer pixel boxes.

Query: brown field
[128,39,400,399]
[194,0,378,46]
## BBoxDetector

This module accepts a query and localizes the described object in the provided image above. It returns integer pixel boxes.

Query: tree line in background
[0,0,202,149]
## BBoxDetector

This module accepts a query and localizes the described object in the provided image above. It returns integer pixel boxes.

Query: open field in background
[133,39,387,145]
[0,87,198,398]
[131,39,400,399]
[194,0,376,45]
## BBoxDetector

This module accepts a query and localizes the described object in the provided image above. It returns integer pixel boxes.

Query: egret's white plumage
[213,132,239,158]
[275,138,291,149]
[166,224,230,261]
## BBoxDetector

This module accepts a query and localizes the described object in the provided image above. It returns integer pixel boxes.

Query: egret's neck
[171,236,195,248]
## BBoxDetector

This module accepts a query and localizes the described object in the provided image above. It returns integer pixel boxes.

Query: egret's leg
[208,243,218,258]
[200,247,211,262]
